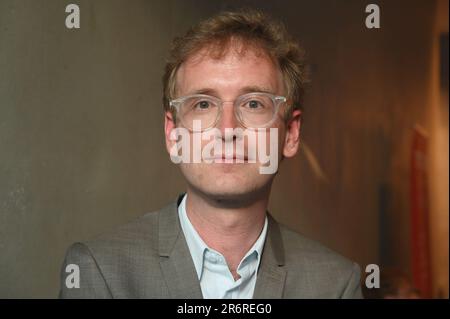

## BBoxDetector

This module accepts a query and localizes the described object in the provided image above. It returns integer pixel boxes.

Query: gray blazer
[59,195,363,298]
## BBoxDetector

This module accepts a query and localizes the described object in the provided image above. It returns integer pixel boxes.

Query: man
[59,9,362,299]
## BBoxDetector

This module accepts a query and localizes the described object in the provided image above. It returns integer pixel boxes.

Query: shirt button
[207,252,218,263]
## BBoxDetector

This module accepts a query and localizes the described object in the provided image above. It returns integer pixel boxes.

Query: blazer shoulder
[59,202,178,298]
[82,205,166,255]
[278,222,355,268]
[276,222,363,298]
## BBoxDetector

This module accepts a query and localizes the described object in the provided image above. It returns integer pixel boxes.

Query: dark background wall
[0,0,448,298]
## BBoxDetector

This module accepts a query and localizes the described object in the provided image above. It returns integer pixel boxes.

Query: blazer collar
[157,194,185,257]
[252,214,287,298]
[158,194,203,298]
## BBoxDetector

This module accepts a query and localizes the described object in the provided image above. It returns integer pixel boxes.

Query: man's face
[165,45,301,203]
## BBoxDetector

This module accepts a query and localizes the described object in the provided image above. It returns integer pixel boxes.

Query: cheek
[266,123,286,159]
[279,127,287,156]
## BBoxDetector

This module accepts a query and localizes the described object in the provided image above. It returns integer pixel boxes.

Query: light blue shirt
[177,193,268,299]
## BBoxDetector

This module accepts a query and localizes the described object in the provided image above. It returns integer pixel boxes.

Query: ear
[282,109,302,158]
[164,111,177,154]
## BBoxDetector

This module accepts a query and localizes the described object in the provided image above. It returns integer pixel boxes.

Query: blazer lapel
[253,213,287,298]
[158,195,203,299]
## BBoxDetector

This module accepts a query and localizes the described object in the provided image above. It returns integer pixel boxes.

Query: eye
[194,100,211,110]
[249,100,260,108]
[244,99,265,109]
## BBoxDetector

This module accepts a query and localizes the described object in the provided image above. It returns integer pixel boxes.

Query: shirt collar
[177,193,268,280]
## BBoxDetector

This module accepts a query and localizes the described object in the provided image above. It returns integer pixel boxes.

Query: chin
[180,163,274,203]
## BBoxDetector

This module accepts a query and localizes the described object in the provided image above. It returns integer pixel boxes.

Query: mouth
[206,154,249,163]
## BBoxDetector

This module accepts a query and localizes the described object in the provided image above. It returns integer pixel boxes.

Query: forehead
[175,45,284,97]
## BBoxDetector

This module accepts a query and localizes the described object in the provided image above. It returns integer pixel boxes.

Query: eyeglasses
[169,92,287,132]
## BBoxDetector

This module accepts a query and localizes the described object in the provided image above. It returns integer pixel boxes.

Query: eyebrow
[187,86,276,97]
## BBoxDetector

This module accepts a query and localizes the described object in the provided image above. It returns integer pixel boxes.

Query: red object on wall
[410,126,432,298]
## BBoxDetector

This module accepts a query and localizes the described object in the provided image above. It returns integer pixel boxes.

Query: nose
[216,101,242,140]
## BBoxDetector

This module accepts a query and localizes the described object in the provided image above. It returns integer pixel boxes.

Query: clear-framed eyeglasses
[169,92,287,132]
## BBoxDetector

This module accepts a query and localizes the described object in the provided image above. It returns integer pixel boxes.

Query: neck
[185,186,269,277]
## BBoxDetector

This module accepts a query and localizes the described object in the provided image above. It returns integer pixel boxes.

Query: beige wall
[0,0,447,297]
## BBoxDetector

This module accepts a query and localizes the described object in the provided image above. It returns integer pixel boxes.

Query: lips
[222,154,247,160]
[205,154,249,163]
